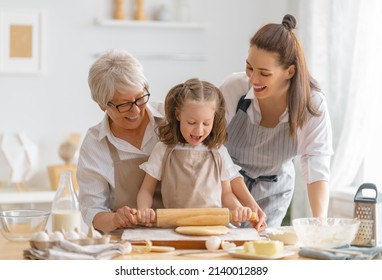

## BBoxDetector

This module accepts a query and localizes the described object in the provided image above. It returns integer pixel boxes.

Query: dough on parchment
[175,226,229,236]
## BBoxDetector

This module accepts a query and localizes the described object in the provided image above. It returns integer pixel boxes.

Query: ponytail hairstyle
[250,14,321,138]
[158,78,228,149]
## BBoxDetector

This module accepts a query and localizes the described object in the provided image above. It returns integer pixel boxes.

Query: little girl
[136,78,262,227]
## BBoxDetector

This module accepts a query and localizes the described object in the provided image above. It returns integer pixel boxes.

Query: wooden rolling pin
[136,208,258,227]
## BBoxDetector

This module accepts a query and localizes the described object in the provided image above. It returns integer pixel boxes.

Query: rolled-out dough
[175,226,229,236]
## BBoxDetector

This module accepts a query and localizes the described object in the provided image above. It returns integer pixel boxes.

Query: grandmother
[77,49,164,233]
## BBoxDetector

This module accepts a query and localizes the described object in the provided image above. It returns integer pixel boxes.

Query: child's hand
[137,208,156,227]
[231,206,253,226]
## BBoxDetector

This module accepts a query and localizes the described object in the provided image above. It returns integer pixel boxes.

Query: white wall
[0,0,293,188]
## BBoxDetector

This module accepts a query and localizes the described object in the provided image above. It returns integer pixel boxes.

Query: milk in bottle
[51,170,82,232]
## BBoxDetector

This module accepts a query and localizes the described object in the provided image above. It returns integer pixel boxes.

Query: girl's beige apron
[106,139,163,211]
[161,146,222,208]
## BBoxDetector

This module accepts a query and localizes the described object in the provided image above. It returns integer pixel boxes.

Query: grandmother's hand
[113,206,138,228]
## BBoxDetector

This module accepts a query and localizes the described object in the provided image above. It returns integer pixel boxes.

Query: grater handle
[354,183,379,203]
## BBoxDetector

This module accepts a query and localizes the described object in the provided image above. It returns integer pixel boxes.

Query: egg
[64,230,80,240]
[122,241,132,254]
[77,231,87,239]
[31,231,50,242]
[221,241,236,250]
[205,236,222,250]
[92,230,102,238]
[49,231,65,241]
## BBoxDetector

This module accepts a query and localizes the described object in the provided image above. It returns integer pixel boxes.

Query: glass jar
[51,170,82,232]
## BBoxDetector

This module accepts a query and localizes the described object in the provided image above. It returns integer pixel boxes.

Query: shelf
[0,190,55,205]
[94,18,207,30]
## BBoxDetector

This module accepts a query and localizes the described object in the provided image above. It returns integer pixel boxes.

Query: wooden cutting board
[121,227,260,249]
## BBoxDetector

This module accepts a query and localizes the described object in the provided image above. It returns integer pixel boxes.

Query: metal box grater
[352,183,382,247]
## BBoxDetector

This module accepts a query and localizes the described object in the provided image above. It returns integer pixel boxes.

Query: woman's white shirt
[220,72,333,184]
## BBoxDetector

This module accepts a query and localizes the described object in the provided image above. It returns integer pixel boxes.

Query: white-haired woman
[77,49,164,233]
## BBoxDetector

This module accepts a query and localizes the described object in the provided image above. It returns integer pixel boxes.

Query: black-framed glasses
[108,92,150,113]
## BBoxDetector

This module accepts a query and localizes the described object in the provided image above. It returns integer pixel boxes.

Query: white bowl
[292,217,360,248]
[0,209,50,242]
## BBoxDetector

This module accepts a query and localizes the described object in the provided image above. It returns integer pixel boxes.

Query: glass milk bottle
[51,170,82,232]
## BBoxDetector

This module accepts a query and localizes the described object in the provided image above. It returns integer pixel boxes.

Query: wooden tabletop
[0,233,303,260]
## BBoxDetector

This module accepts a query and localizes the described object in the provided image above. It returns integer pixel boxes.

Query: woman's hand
[251,206,267,233]
[113,206,138,228]
[137,208,156,227]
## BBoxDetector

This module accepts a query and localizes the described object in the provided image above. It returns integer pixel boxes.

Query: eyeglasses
[107,92,150,113]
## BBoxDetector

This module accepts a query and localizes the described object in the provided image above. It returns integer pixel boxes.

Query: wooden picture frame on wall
[0,9,42,74]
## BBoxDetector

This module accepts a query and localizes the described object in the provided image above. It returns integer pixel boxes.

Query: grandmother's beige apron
[106,139,163,211]
[161,146,222,209]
